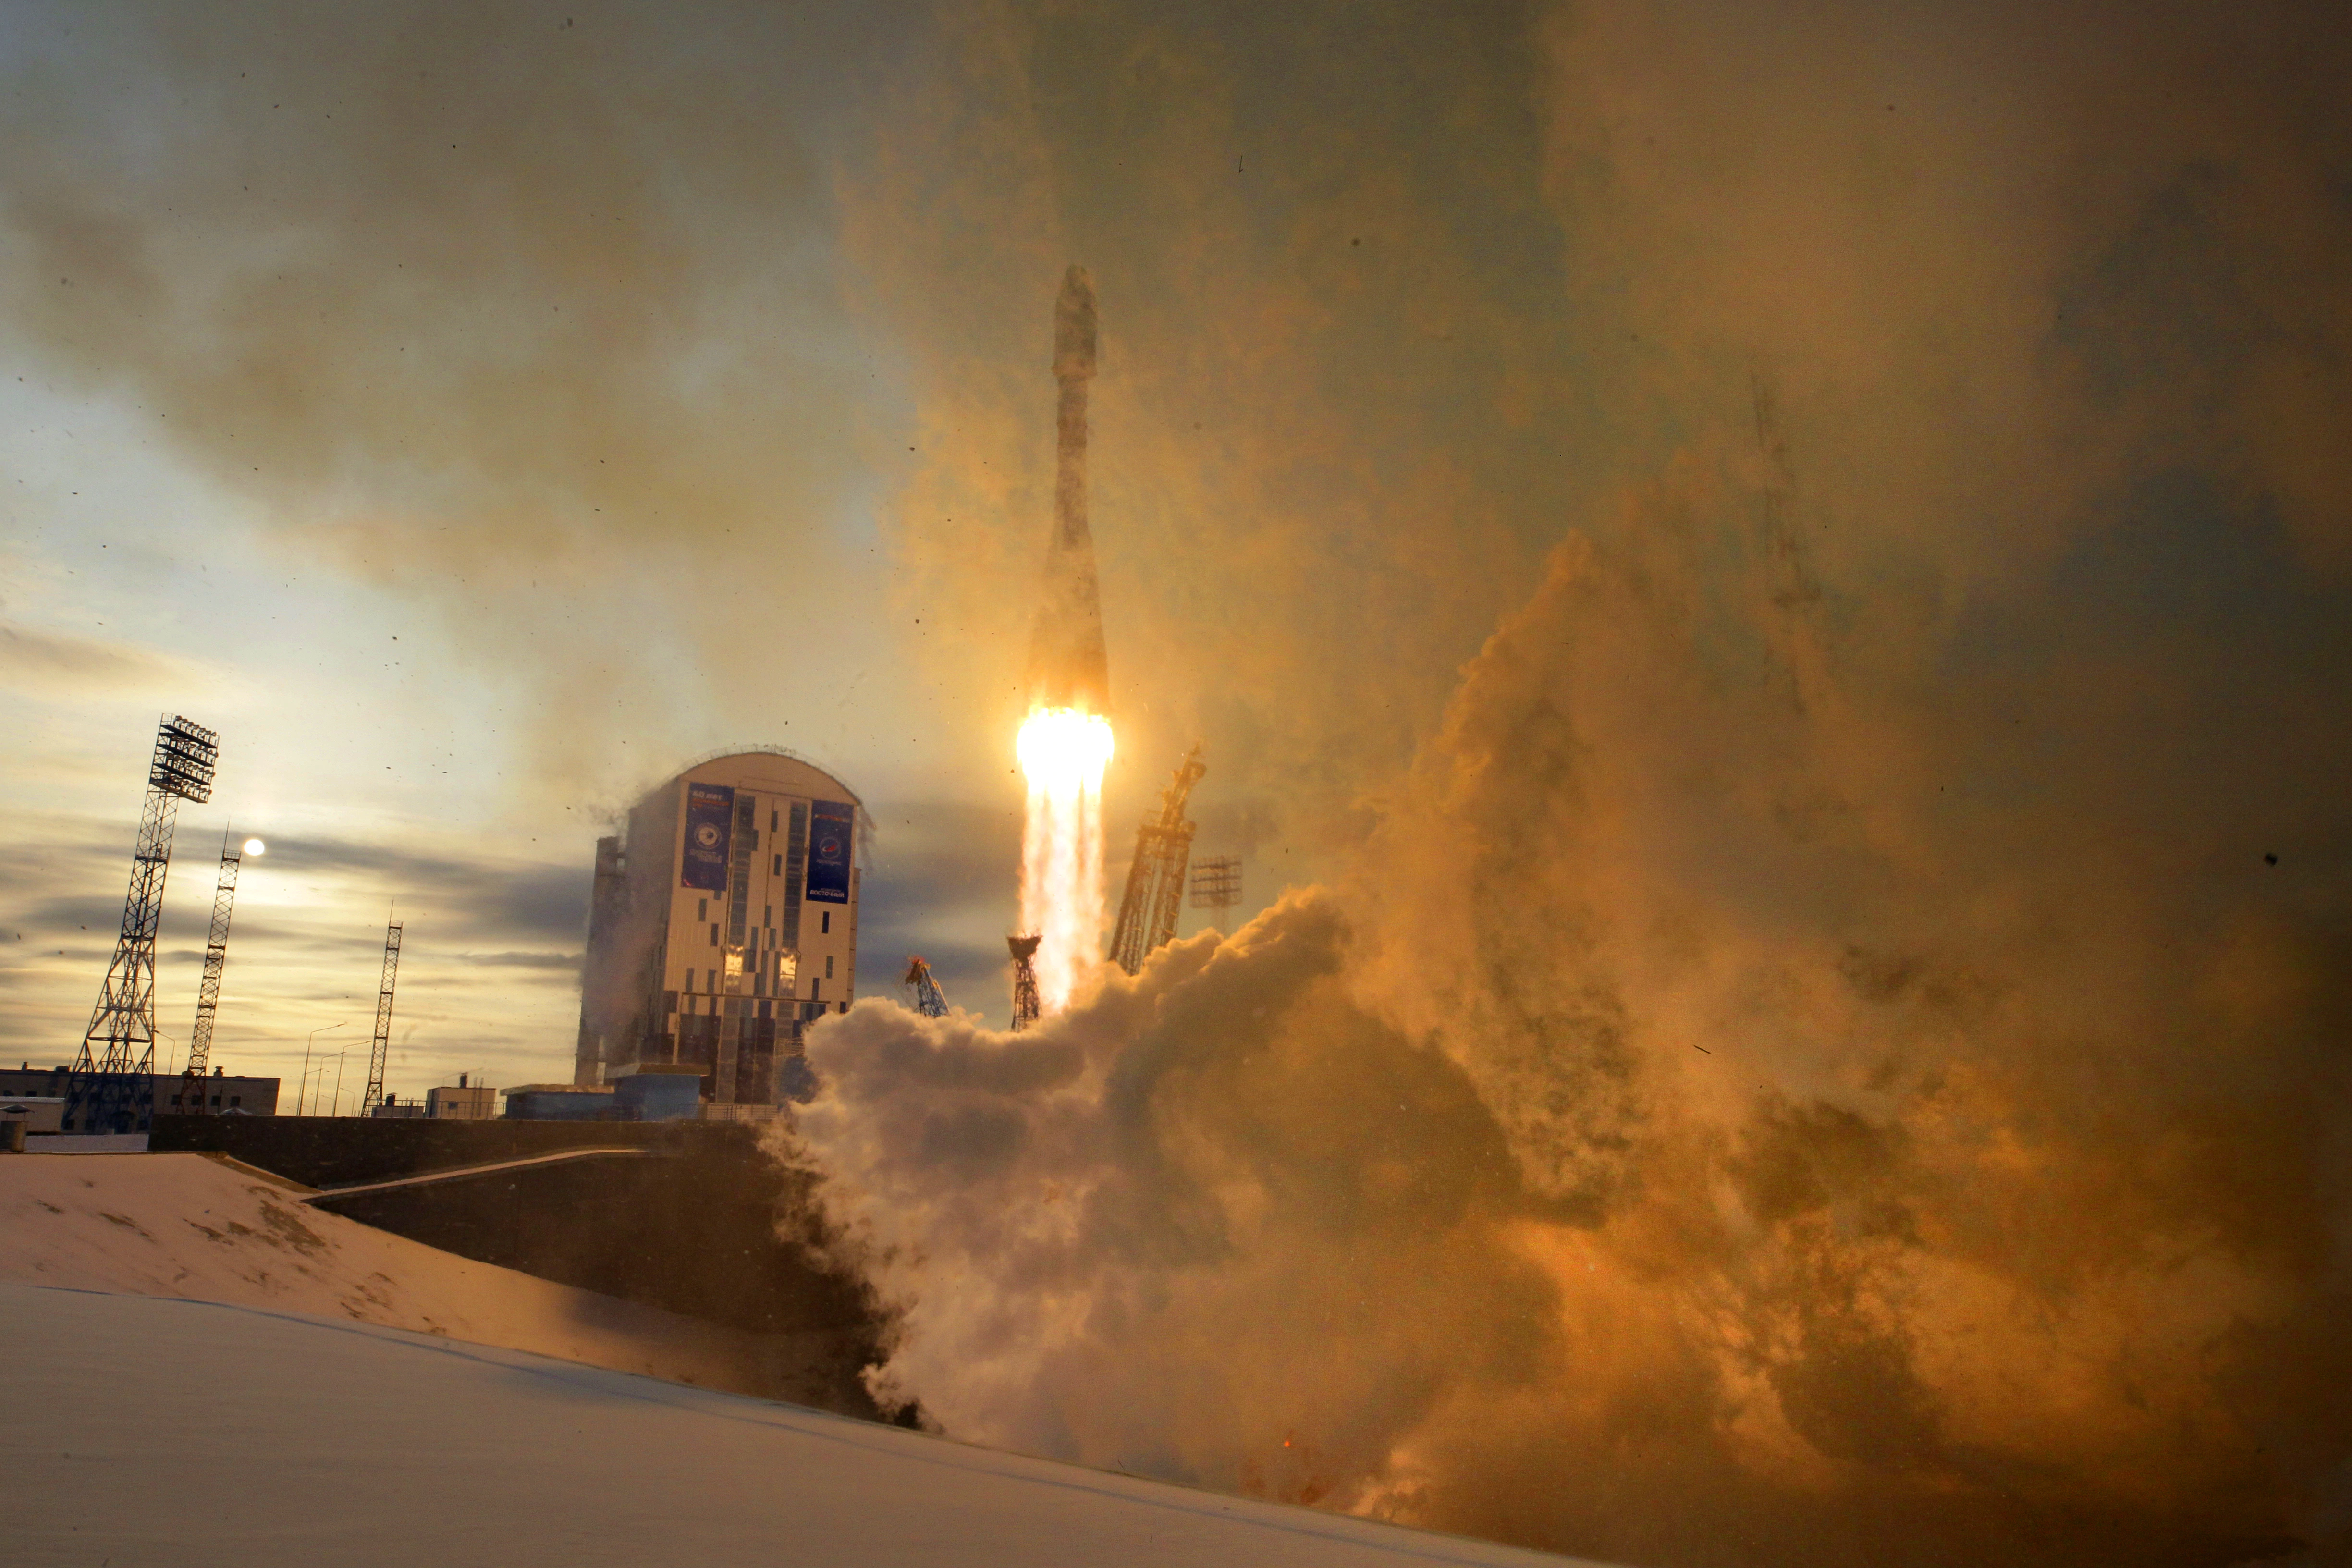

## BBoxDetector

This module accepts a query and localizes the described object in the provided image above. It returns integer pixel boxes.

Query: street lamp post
[300,1022,346,1117]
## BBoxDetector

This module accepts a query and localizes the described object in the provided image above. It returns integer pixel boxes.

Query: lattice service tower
[67,715,218,1134]
[361,918,404,1115]
[1007,935,1042,1030]
[1107,745,1205,976]
[903,956,951,1018]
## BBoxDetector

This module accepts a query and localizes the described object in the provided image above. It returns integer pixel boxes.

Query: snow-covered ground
[0,1151,861,1403]
[0,1182,1601,1568]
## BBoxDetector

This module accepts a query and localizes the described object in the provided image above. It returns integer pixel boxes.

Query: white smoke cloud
[794,504,2352,1567]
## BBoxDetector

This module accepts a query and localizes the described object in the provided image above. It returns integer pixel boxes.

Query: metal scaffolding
[361,919,403,1115]
[904,956,951,1018]
[1007,934,1042,1030]
[67,715,218,1135]
[1107,745,1205,976]
[1188,854,1242,921]
[177,831,245,1113]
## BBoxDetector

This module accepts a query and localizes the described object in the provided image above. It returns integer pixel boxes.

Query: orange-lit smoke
[1017,706,1114,1012]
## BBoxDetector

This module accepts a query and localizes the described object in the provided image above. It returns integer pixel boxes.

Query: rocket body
[1027,266,1111,715]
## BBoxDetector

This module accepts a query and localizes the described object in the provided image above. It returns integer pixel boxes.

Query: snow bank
[0,1152,858,1404]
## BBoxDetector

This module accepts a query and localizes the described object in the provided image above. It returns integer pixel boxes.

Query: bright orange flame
[1017,706,1114,1013]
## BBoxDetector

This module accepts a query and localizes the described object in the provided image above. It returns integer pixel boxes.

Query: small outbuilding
[503,1084,618,1122]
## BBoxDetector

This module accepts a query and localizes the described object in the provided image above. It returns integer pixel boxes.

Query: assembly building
[574,750,861,1109]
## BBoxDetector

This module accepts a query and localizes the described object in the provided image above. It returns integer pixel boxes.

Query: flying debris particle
[2265,853,2279,865]
[1693,1045,1712,1054]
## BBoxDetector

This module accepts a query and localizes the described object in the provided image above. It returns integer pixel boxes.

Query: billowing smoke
[797,475,2352,1566]
[798,15,2352,1555]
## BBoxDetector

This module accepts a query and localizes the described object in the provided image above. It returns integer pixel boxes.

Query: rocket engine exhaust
[1016,266,1114,1016]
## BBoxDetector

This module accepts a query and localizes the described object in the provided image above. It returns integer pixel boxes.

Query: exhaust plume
[800,479,2352,1566]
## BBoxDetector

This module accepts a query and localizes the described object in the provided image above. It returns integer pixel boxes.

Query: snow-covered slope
[0,1282,1595,1567]
[0,1152,860,1404]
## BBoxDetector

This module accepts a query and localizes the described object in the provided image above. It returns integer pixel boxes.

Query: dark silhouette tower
[177,830,245,1114]
[67,715,217,1134]
[1007,935,1042,1031]
[361,919,403,1115]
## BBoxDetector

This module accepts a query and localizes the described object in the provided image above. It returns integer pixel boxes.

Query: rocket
[1025,265,1111,715]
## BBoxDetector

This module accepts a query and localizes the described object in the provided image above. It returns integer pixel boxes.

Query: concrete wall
[2,1097,66,1134]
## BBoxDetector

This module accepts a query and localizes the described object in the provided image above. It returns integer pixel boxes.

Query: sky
[3,2,2351,1562]
[0,0,1605,1080]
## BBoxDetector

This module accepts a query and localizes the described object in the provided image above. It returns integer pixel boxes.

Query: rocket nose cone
[1054,265,1097,380]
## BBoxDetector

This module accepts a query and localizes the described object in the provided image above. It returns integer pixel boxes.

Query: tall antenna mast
[1107,744,1205,975]
[362,915,403,1115]
[178,829,245,1113]
[67,715,217,1134]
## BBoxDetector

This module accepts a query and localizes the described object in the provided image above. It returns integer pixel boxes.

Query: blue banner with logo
[681,783,735,891]
[806,800,854,904]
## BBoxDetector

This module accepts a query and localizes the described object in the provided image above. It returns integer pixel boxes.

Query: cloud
[254,835,587,944]
[793,6,2352,1548]
[455,950,582,972]
[801,505,2352,1564]
[0,624,197,693]
[836,0,1582,863]
[0,819,590,1067]
[0,0,909,788]
[855,795,1027,1017]
[4,2,2347,1558]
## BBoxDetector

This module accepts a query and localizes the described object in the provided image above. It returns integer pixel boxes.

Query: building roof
[655,745,866,812]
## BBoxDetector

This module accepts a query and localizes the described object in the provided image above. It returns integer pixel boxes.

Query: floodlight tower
[67,715,218,1134]
[177,830,249,1114]
[1188,854,1242,926]
[1107,745,1205,975]
[361,919,403,1115]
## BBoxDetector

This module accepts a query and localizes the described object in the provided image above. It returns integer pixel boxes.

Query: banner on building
[806,800,855,904]
[681,782,735,891]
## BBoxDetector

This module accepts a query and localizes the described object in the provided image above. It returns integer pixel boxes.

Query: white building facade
[574,750,861,1107]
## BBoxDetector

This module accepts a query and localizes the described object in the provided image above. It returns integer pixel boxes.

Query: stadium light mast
[67,715,218,1134]
[177,830,256,1115]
